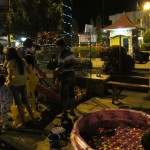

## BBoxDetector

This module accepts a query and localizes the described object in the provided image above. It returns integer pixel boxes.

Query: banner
[0,0,9,11]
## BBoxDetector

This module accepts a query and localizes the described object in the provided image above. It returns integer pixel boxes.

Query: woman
[6,47,35,127]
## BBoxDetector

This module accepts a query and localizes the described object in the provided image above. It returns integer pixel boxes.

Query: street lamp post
[8,0,11,47]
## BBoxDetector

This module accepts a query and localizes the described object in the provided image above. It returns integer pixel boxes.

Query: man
[55,38,75,118]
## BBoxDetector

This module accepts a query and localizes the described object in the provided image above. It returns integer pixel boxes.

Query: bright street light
[144,2,150,11]
[144,2,150,28]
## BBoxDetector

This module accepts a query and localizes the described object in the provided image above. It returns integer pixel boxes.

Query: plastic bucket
[48,133,60,148]
[51,127,66,140]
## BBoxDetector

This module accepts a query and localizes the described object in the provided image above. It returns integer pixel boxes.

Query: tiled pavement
[1,90,150,150]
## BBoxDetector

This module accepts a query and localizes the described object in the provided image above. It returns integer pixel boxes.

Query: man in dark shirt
[55,38,75,118]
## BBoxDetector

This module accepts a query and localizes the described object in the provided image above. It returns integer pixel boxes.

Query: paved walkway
[91,58,150,69]
[1,89,149,149]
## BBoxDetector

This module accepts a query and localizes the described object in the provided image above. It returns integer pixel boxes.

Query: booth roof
[103,12,138,30]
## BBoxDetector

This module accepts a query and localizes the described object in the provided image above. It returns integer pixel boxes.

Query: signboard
[79,34,90,43]
[0,0,9,11]
[110,29,132,37]
[79,34,97,43]
[91,35,97,42]
[85,24,93,33]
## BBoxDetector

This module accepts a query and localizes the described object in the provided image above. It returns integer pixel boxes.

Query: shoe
[32,120,39,128]
[57,113,63,119]
[16,123,26,129]
[57,113,68,119]
[5,124,11,129]
[69,110,76,116]
[0,125,10,134]
[1,128,5,134]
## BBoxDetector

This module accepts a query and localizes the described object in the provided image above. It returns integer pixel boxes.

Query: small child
[25,54,39,109]
[0,74,12,130]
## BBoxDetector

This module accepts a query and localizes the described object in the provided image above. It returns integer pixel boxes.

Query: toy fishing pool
[71,109,150,150]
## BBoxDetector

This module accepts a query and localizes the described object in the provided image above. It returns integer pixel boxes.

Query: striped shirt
[58,48,74,76]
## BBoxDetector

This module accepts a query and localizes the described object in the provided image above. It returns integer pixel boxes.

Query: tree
[143,29,150,43]
[9,0,30,35]
[101,45,135,76]
[0,0,62,38]
[90,19,95,34]
[36,31,62,44]
[72,19,78,34]
[96,16,102,44]
[21,0,62,37]
[71,19,79,45]
[90,19,94,26]
[141,29,150,51]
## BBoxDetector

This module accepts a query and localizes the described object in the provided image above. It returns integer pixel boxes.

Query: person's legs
[10,85,25,125]
[20,85,35,122]
[69,98,75,116]
[17,104,25,125]
[62,100,69,117]
[60,83,69,118]
[24,103,35,121]
[60,74,75,117]
[69,76,75,115]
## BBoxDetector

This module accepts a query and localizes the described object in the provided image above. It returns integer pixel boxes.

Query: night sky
[72,0,143,32]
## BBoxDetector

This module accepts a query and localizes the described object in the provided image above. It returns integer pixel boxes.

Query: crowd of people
[0,37,76,132]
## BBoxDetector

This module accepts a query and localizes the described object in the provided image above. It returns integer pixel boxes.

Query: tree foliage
[143,29,150,43]
[101,45,135,75]
[72,19,79,44]
[141,29,150,51]
[72,19,78,34]
[36,31,62,44]
[96,16,102,44]
[0,0,62,38]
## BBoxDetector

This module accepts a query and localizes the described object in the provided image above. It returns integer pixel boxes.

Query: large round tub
[71,109,150,150]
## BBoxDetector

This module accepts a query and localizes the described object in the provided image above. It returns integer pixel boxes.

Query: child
[25,54,39,109]
[6,47,36,127]
[0,74,12,130]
